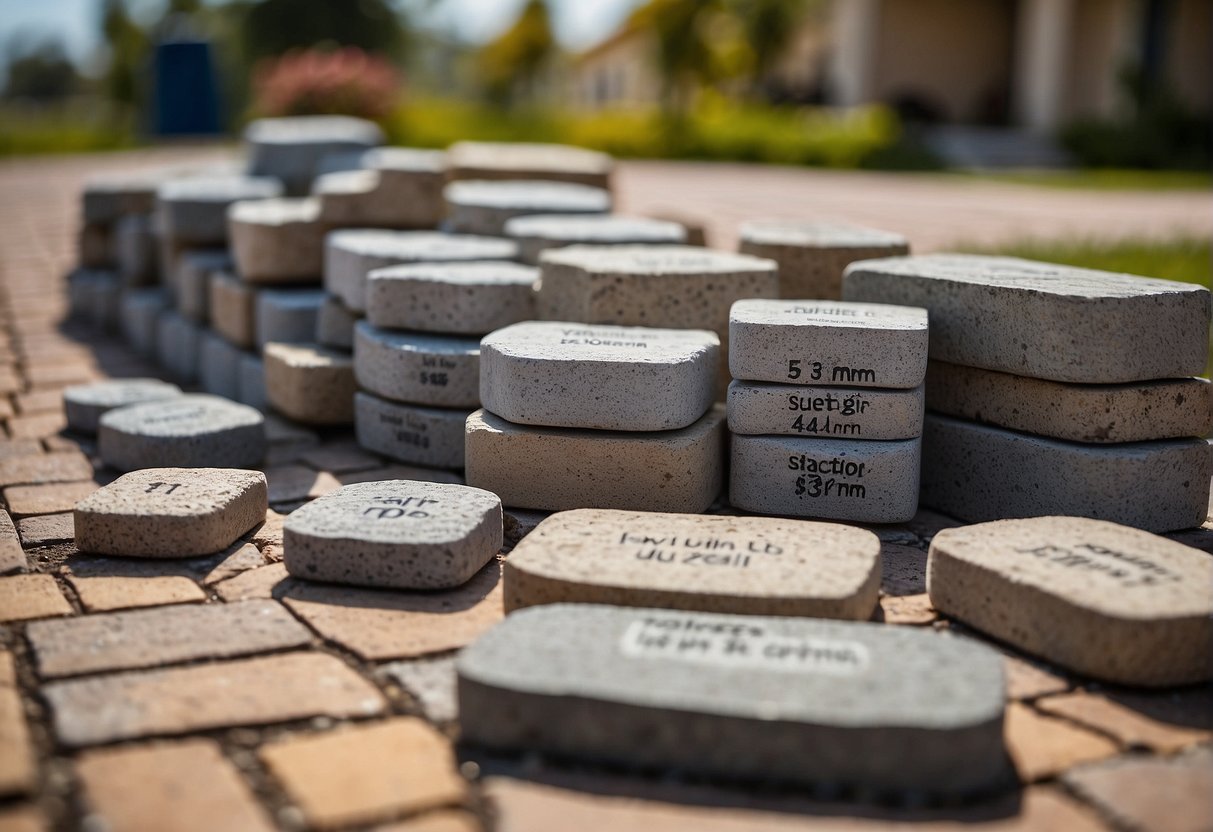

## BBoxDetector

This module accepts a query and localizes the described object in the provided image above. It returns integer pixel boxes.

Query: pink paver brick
[260,717,467,829]
[66,575,207,612]
[0,653,36,797]
[0,510,25,574]
[0,452,91,487]
[44,651,386,747]
[0,574,71,622]
[76,738,275,832]
[3,481,96,518]
[27,599,312,678]
[281,561,504,661]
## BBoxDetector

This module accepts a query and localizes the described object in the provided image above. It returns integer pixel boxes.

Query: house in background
[569,0,1211,134]
[833,0,1211,132]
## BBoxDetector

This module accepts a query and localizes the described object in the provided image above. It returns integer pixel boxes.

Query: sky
[0,0,642,72]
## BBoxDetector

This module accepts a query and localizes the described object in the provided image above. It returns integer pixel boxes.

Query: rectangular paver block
[729,299,928,389]
[921,414,1212,533]
[458,604,1007,795]
[28,599,311,678]
[45,651,386,747]
[730,434,921,524]
[259,717,467,829]
[354,392,469,469]
[929,517,1213,686]
[465,407,726,513]
[842,254,1211,383]
[926,361,1213,443]
[505,509,881,619]
[727,380,924,440]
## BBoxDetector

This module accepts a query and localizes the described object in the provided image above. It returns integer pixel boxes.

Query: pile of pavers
[0,114,1208,831]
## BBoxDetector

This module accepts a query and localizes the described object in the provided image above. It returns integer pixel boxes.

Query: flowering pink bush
[253,48,401,120]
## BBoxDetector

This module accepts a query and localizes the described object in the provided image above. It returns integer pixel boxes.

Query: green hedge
[388,97,943,170]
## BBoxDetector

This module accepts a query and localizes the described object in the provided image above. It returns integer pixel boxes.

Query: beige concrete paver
[1036,690,1212,753]
[483,776,1109,831]
[878,593,936,624]
[1004,703,1119,783]
[45,651,386,747]
[1062,749,1213,832]
[0,452,91,488]
[66,575,207,612]
[281,561,504,661]
[0,653,36,797]
[213,562,291,601]
[76,738,275,832]
[4,413,67,441]
[261,717,467,829]
[201,541,265,584]
[0,441,43,460]
[375,810,482,832]
[0,574,71,622]
[28,599,312,678]
[0,510,25,574]
[264,464,341,504]
[3,480,96,518]
[14,513,74,547]
[0,806,47,832]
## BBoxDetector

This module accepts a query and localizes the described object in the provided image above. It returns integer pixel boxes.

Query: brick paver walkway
[0,147,1210,831]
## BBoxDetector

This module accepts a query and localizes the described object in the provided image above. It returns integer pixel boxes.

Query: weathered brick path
[0,147,1210,831]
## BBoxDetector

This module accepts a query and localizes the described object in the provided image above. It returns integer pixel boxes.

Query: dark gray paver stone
[458,604,1007,795]
[98,395,266,472]
[921,414,1212,533]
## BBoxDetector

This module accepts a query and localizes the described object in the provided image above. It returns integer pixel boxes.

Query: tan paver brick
[265,464,341,504]
[1002,654,1071,701]
[282,561,503,661]
[201,541,265,584]
[0,653,36,797]
[28,599,312,678]
[3,480,96,518]
[13,390,62,415]
[0,510,26,574]
[0,574,71,622]
[1062,749,1212,832]
[878,593,936,624]
[0,452,91,487]
[1036,690,1212,753]
[66,575,207,612]
[45,651,386,747]
[1004,703,1119,783]
[0,806,47,832]
[213,562,291,601]
[483,776,1108,831]
[15,513,74,547]
[261,717,467,829]
[0,441,43,460]
[77,738,275,832]
[300,443,382,474]
[28,363,98,389]
[375,810,481,832]
[5,413,67,440]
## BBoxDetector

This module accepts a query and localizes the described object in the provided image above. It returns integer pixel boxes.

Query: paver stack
[466,321,726,512]
[843,254,1213,532]
[726,299,928,523]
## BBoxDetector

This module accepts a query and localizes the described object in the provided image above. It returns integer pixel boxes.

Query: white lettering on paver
[619,618,869,675]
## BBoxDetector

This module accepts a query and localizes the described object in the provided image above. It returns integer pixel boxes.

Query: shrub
[252,47,400,121]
